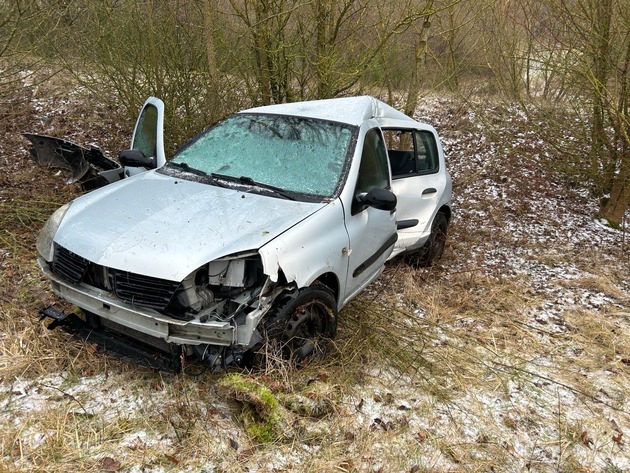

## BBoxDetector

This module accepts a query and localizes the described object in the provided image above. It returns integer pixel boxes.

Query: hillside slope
[1,88,629,472]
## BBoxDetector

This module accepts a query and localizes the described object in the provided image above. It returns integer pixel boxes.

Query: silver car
[36,96,452,371]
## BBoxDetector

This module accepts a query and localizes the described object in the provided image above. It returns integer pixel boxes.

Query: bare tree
[403,0,435,117]
[595,0,630,225]
[52,1,243,149]
[553,0,630,224]
[477,0,629,224]
[226,0,438,102]
[0,1,60,104]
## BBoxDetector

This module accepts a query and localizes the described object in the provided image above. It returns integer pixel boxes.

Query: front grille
[51,246,89,283]
[110,269,180,310]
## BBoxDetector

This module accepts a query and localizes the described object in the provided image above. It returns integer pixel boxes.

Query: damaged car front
[36,105,358,371]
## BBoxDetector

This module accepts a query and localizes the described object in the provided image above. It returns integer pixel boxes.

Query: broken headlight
[168,252,265,319]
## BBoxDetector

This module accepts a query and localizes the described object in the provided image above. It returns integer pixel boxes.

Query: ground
[0,83,629,472]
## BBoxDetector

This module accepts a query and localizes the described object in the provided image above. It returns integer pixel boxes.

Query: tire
[418,212,448,267]
[261,284,337,366]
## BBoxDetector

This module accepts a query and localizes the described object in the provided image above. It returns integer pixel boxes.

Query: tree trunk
[599,15,630,225]
[202,0,221,120]
[314,0,334,98]
[600,158,630,226]
[252,0,273,105]
[404,1,434,118]
[591,0,613,182]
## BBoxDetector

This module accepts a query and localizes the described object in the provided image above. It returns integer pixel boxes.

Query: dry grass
[1,82,629,472]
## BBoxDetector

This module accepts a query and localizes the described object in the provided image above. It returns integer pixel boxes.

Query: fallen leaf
[476,434,490,444]
[337,459,354,471]
[238,448,256,460]
[414,431,428,443]
[98,456,120,472]
[372,418,391,431]
[355,398,364,411]
[164,454,179,464]
[316,372,329,382]
[10,440,22,457]
[580,431,593,448]
[126,436,145,451]
[612,430,623,445]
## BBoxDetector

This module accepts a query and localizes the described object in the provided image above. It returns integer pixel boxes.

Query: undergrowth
[1,81,629,472]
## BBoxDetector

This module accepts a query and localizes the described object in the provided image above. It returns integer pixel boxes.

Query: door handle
[422,188,437,195]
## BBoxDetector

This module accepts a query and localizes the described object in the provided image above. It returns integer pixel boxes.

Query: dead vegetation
[1,82,629,472]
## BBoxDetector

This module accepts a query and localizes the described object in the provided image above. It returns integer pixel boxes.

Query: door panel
[386,129,447,253]
[343,128,397,302]
[126,97,166,176]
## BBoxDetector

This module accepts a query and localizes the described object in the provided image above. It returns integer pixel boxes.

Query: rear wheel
[417,212,448,267]
[261,285,337,366]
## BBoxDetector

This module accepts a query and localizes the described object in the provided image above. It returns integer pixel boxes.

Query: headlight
[36,202,72,261]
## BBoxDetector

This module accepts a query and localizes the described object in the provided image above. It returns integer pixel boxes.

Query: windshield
[167,113,356,197]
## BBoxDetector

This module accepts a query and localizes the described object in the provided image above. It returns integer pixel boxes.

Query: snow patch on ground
[1,94,629,472]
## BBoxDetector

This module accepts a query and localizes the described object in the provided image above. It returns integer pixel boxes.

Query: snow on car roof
[239,96,416,126]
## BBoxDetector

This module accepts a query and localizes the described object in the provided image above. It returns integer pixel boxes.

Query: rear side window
[415,131,439,173]
[383,129,439,178]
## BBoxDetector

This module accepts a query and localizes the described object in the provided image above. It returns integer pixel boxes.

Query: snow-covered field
[1,91,629,472]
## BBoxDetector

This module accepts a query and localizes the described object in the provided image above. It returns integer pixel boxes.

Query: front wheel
[262,284,337,366]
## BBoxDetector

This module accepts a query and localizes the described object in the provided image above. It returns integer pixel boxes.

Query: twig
[41,384,90,415]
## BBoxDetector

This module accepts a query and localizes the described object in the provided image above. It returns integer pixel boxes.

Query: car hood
[54,171,325,281]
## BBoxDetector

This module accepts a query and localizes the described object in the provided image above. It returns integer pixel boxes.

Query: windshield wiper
[168,162,231,187]
[168,161,209,177]
[210,173,296,200]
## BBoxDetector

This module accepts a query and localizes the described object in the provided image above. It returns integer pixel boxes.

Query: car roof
[239,96,417,127]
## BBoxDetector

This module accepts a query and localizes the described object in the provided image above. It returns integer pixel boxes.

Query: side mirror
[356,188,397,211]
[119,149,154,168]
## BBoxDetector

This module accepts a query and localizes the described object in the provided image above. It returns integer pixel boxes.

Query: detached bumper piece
[39,306,182,373]
[23,133,123,190]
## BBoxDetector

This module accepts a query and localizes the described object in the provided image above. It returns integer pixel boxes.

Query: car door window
[356,128,389,192]
[383,129,415,177]
[132,104,159,161]
[353,128,390,214]
[383,129,440,178]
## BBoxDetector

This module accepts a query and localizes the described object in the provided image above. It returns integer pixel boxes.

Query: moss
[596,215,621,229]
[279,384,336,418]
[218,373,287,444]
[607,219,621,229]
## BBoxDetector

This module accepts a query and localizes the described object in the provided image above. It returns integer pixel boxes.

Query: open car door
[121,97,166,177]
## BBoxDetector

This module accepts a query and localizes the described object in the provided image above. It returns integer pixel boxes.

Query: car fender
[259,198,349,307]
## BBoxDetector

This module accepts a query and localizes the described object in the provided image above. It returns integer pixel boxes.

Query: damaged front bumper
[38,258,275,369]
[39,306,183,372]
